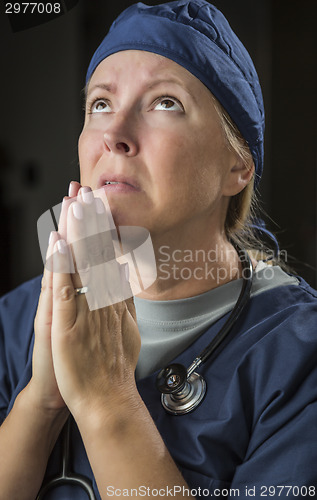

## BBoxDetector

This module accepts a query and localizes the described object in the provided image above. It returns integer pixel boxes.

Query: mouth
[98,174,141,192]
[104,180,135,188]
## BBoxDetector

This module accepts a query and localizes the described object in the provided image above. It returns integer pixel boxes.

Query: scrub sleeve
[0,276,39,423]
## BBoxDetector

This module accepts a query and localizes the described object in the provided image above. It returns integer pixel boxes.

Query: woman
[0,1,317,498]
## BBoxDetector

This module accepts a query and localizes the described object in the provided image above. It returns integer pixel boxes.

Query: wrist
[17,384,69,425]
[2,385,69,463]
[74,383,145,438]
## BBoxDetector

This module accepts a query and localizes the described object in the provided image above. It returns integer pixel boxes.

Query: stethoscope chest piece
[156,363,206,415]
[161,372,206,415]
[156,246,253,416]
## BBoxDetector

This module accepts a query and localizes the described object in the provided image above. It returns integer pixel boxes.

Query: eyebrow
[86,83,117,98]
[86,77,193,100]
[146,77,197,103]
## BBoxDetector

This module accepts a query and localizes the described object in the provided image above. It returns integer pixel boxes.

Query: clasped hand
[31,182,141,420]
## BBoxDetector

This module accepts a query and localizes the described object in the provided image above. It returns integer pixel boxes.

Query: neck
[136,227,242,301]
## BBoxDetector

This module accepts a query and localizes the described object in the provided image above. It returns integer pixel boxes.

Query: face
[79,50,242,241]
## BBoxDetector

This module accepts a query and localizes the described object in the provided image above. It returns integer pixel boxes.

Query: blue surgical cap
[86,0,265,187]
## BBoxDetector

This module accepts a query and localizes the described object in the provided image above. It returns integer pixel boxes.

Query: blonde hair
[212,96,280,263]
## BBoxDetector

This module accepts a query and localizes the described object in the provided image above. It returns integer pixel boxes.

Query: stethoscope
[155,245,253,415]
[36,416,96,499]
[36,245,252,498]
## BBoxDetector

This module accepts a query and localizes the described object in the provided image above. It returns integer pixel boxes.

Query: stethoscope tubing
[195,246,253,368]
[157,245,254,414]
[36,417,96,500]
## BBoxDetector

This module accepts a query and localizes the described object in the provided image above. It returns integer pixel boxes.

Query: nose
[103,114,139,156]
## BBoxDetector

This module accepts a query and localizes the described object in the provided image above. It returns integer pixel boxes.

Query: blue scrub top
[1,275,317,498]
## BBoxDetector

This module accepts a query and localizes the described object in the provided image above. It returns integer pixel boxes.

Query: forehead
[86,49,210,98]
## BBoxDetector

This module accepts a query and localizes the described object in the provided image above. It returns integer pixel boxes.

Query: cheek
[169,128,229,210]
[191,125,229,179]
[145,131,209,211]
[150,136,195,203]
[78,129,104,182]
[155,126,225,190]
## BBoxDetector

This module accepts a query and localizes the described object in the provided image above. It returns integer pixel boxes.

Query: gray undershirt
[134,263,298,380]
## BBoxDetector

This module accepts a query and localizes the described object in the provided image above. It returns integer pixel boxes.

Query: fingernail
[81,186,94,204]
[72,202,83,220]
[95,198,105,214]
[57,240,67,254]
[68,181,76,198]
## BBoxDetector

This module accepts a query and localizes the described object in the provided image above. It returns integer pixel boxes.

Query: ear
[222,156,255,197]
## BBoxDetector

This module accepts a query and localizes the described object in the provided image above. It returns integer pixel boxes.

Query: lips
[98,173,141,191]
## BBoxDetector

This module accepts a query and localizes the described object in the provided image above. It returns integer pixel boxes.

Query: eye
[153,97,184,112]
[87,98,111,114]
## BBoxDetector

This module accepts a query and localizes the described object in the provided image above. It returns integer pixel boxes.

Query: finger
[94,199,135,308]
[88,196,128,309]
[51,238,78,332]
[95,197,117,263]
[68,192,127,310]
[70,201,117,310]
[67,200,91,289]
[93,186,116,231]
[77,186,118,260]
[58,197,76,243]
[58,178,83,241]
[35,231,59,333]
[68,180,82,198]
[68,189,117,281]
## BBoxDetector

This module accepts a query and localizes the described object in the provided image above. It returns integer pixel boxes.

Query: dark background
[0,0,316,295]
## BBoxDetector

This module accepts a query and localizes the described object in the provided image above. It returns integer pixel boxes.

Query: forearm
[0,385,68,500]
[76,389,195,499]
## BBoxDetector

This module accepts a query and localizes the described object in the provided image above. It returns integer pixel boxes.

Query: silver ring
[75,286,89,295]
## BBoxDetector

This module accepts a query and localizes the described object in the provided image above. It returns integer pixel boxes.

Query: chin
[110,208,145,229]
[106,196,147,226]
